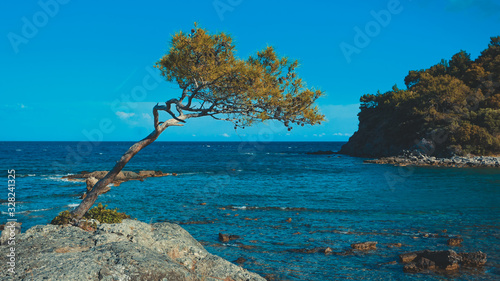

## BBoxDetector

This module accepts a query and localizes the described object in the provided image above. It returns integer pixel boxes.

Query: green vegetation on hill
[341,36,500,157]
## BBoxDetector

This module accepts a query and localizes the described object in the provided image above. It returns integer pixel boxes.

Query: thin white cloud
[116,111,135,119]
[142,113,151,120]
[332,132,352,136]
[221,133,230,137]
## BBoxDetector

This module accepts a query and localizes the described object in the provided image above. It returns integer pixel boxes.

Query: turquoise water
[1,141,499,280]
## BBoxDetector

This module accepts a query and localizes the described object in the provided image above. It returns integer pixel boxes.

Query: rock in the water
[351,241,377,250]
[218,233,240,243]
[399,252,420,263]
[0,220,265,281]
[288,247,333,254]
[459,251,487,267]
[447,237,463,246]
[64,170,171,187]
[415,257,436,270]
[387,243,402,248]
[364,155,500,168]
[403,263,420,273]
[399,249,487,274]
[235,257,247,264]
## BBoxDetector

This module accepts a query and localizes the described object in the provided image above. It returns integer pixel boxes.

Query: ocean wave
[42,177,73,182]
[17,174,37,178]
[41,174,77,182]
[227,205,308,211]
[177,172,213,176]
[66,203,79,208]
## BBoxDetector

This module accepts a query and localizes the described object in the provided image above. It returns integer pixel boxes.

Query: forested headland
[340,36,500,157]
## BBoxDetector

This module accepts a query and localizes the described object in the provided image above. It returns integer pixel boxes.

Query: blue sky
[1,0,499,141]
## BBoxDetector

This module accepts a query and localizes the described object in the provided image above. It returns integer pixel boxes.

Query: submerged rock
[0,220,265,281]
[288,247,333,254]
[218,233,240,243]
[447,237,464,246]
[235,257,247,264]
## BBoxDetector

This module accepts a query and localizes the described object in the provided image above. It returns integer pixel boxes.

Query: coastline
[364,155,500,168]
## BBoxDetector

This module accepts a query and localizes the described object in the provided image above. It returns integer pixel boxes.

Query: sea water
[0,141,499,280]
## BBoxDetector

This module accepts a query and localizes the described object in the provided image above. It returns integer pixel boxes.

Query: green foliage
[355,36,500,156]
[51,210,73,225]
[154,23,324,130]
[84,203,130,224]
[51,204,130,225]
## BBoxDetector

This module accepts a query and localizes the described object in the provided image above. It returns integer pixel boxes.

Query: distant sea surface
[1,141,499,280]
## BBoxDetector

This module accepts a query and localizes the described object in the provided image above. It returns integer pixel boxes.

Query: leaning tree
[70,24,325,220]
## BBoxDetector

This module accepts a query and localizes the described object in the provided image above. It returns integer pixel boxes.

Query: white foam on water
[1,208,51,214]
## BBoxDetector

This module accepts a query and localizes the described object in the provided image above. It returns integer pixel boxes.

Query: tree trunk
[69,101,191,221]
[70,129,161,220]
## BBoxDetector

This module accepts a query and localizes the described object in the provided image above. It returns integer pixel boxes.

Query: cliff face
[339,120,409,158]
[0,220,265,281]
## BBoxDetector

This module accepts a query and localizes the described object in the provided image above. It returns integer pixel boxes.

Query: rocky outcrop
[351,241,377,251]
[0,220,265,281]
[364,155,500,168]
[399,250,487,273]
[64,170,172,186]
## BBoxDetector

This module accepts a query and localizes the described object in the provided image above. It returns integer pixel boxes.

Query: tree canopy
[153,23,324,130]
[341,36,500,157]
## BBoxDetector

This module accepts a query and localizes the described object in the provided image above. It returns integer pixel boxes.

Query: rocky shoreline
[365,155,500,168]
[0,219,265,281]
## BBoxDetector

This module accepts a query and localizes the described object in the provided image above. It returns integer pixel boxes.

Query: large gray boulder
[0,219,265,281]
